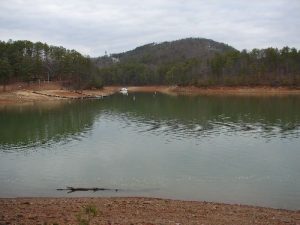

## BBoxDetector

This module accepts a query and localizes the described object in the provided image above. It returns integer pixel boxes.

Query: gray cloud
[0,0,299,56]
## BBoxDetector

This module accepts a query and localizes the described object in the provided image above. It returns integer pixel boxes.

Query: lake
[0,93,300,210]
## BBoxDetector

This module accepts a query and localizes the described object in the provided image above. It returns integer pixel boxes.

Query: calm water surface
[0,93,300,210]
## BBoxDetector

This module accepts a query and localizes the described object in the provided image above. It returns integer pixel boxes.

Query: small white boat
[120,87,128,94]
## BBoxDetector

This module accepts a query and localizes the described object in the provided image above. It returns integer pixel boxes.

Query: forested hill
[114,38,234,64]
[93,38,234,68]
[1,38,300,88]
[94,38,300,86]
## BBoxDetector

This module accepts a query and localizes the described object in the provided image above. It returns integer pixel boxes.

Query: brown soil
[1,83,300,106]
[126,85,300,96]
[0,197,298,225]
[0,82,120,105]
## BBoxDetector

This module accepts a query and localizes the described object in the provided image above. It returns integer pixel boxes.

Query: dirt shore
[127,85,300,96]
[1,83,300,106]
[0,197,299,225]
[0,82,120,105]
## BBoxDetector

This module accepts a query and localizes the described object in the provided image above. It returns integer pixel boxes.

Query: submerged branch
[56,186,119,193]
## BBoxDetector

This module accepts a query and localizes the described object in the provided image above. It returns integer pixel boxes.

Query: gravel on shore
[0,197,299,225]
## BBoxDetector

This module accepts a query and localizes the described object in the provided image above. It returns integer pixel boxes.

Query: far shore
[0,197,299,225]
[127,85,300,96]
[1,82,300,105]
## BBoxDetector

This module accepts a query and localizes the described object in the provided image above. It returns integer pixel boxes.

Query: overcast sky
[0,0,299,56]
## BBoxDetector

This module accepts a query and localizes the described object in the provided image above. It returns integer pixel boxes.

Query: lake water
[0,93,300,210]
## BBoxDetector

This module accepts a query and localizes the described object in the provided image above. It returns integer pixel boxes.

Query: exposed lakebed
[0,93,300,210]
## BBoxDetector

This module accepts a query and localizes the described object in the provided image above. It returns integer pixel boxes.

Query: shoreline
[1,83,300,106]
[0,84,121,105]
[127,85,300,96]
[0,197,299,224]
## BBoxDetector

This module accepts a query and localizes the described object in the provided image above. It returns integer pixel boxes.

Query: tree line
[1,39,300,89]
[97,47,300,87]
[0,40,102,90]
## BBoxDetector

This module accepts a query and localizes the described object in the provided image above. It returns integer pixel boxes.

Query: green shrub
[76,204,98,225]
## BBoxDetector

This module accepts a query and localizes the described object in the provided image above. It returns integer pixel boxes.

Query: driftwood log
[56,186,119,193]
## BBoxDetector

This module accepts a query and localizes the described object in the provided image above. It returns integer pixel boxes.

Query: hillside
[93,38,300,87]
[94,38,235,67]
[1,38,300,88]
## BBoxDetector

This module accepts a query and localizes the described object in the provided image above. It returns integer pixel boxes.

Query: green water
[0,93,300,210]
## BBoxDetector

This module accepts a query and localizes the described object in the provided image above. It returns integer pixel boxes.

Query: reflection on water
[0,93,300,210]
[100,93,300,140]
[1,94,300,150]
[0,101,101,150]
